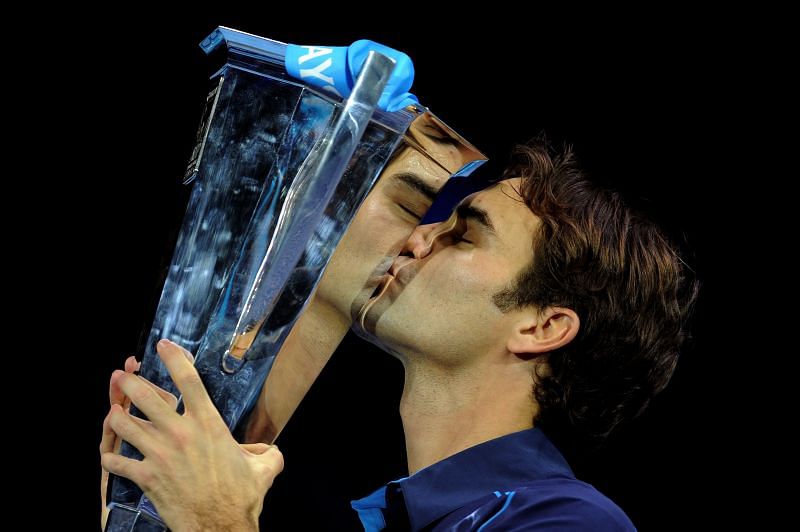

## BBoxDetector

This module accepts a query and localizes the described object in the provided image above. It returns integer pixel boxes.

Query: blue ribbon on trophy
[285,40,419,112]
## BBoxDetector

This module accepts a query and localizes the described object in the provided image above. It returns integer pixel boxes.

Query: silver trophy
[104,27,486,531]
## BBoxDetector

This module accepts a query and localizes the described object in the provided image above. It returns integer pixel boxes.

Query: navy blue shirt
[350,427,636,531]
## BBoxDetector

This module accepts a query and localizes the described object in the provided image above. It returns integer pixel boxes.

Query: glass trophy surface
[104,27,486,531]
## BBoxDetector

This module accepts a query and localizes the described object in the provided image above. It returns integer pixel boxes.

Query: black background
[58,8,753,531]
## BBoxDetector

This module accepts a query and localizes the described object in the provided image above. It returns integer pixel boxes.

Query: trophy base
[105,503,168,532]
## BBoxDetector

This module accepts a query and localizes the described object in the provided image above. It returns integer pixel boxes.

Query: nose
[400,217,460,259]
[401,222,441,259]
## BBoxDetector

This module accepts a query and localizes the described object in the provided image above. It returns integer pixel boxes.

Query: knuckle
[102,453,121,475]
[108,410,123,431]
[117,459,130,477]
[147,448,167,468]
[167,394,179,409]
[177,346,195,362]
[269,447,285,473]
[205,415,227,434]
[171,427,192,449]
[137,467,154,491]
[178,370,203,388]
[131,386,152,405]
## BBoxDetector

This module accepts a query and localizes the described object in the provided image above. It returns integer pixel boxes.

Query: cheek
[348,198,416,256]
[389,257,505,357]
[423,252,507,315]
[326,197,417,295]
[317,194,420,307]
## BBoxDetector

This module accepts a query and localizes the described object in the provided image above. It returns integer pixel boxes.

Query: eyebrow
[427,134,459,147]
[393,172,438,201]
[456,202,496,235]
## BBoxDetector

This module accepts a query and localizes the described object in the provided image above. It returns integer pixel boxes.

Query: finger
[110,356,140,406]
[100,466,109,518]
[110,370,128,407]
[156,339,213,414]
[100,451,148,489]
[117,374,178,429]
[177,344,195,364]
[124,356,141,374]
[112,362,177,408]
[107,404,158,457]
[101,405,151,455]
[109,360,139,408]
[99,409,118,456]
[138,376,179,410]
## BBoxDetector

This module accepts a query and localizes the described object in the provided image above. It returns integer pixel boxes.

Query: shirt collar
[351,427,575,531]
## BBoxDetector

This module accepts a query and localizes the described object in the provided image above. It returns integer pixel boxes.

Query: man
[101,140,698,530]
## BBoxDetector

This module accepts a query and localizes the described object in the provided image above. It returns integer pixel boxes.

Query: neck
[399,355,537,475]
[245,297,349,443]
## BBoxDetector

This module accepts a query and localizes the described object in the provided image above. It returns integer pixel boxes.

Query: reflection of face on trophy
[319,121,482,322]
[104,27,485,531]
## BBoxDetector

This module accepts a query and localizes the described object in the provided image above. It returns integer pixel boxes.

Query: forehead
[385,147,451,190]
[470,178,540,251]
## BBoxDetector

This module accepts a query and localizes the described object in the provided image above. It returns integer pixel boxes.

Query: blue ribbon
[285,40,418,112]
[420,172,497,225]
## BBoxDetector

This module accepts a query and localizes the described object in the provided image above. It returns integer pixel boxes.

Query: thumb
[242,443,285,476]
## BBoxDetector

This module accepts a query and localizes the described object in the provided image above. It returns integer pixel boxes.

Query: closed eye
[398,204,424,219]
[451,220,474,245]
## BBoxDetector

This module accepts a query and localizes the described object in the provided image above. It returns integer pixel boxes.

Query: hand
[99,339,284,531]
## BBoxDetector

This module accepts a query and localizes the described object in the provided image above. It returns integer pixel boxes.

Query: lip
[358,255,418,327]
[388,255,416,277]
[358,271,395,328]
[370,272,395,298]
[367,255,416,298]
[357,254,420,332]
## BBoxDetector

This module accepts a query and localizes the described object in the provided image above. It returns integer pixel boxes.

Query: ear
[506,307,580,356]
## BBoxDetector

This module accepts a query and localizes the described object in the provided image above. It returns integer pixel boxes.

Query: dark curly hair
[492,139,700,459]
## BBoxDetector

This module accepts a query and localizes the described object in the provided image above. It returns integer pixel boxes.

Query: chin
[353,326,410,364]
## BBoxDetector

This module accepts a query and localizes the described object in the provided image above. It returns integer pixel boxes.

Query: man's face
[314,144,456,321]
[356,178,541,365]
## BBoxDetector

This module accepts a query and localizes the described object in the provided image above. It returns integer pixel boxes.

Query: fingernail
[157,339,170,349]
